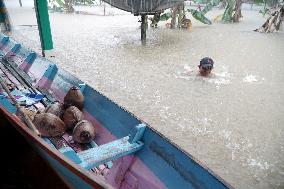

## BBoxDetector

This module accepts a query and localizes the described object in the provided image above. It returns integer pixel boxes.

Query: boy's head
[198,57,214,76]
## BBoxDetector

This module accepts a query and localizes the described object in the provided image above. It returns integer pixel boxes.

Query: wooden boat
[103,0,184,15]
[0,33,233,189]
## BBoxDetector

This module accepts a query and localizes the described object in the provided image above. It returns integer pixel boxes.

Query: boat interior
[0,33,146,183]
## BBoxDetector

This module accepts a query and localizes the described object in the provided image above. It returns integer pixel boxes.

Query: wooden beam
[141,14,147,45]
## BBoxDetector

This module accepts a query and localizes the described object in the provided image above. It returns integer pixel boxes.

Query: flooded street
[6,0,284,188]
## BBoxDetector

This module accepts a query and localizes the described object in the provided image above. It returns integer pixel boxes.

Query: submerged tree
[255,0,284,32]
[151,2,193,29]
[233,0,243,22]
[64,0,75,12]
[255,5,284,32]
[186,0,242,24]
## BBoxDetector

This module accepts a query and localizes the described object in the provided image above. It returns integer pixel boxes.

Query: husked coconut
[64,86,84,110]
[33,113,66,137]
[63,106,83,130]
[73,120,96,143]
[45,102,65,118]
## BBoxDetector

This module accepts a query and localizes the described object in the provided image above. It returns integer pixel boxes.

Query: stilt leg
[141,14,147,45]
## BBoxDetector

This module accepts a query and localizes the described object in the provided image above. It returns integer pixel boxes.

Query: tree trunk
[64,0,74,13]
[233,0,242,22]
[177,3,184,28]
[254,6,284,33]
[171,7,177,29]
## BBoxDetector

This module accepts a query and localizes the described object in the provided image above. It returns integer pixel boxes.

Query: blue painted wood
[90,141,113,168]
[47,134,143,171]
[0,95,16,113]
[3,43,21,59]
[24,52,37,65]
[83,84,141,139]
[0,43,21,58]
[42,137,56,149]
[0,36,19,57]
[78,136,143,170]
[43,64,58,80]
[77,124,145,170]
[0,36,9,46]
[135,129,230,189]
[129,123,146,143]
[79,83,86,93]
[59,147,83,165]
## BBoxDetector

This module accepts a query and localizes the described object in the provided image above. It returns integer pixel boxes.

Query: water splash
[243,74,265,83]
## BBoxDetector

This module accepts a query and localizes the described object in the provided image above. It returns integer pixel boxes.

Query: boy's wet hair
[199,57,214,70]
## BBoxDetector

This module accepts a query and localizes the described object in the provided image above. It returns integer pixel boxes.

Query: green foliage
[73,0,96,5]
[201,0,220,14]
[159,13,172,21]
[192,0,212,4]
[253,0,263,5]
[259,7,270,16]
[49,0,65,12]
[253,0,282,6]
[221,0,235,22]
[54,0,65,7]
[49,0,96,9]
[266,0,281,7]
[188,9,212,24]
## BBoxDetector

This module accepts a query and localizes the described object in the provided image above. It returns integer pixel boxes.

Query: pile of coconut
[32,86,96,144]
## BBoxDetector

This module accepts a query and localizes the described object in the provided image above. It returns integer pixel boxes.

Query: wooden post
[141,14,147,45]
[104,2,106,16]
[19,0,22,7]
[34,0,53,56]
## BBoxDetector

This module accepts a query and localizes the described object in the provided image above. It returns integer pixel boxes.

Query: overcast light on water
[6,0,284,188]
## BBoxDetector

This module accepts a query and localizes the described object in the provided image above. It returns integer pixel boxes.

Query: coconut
[63,106,83,130]
[33,113,66,137]
[72,120,96,144]
[44,102,65,118]
[64,86,84,110]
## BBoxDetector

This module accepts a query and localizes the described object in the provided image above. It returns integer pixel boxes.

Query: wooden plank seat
[43,135,113,175]
[51,124,145,170]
